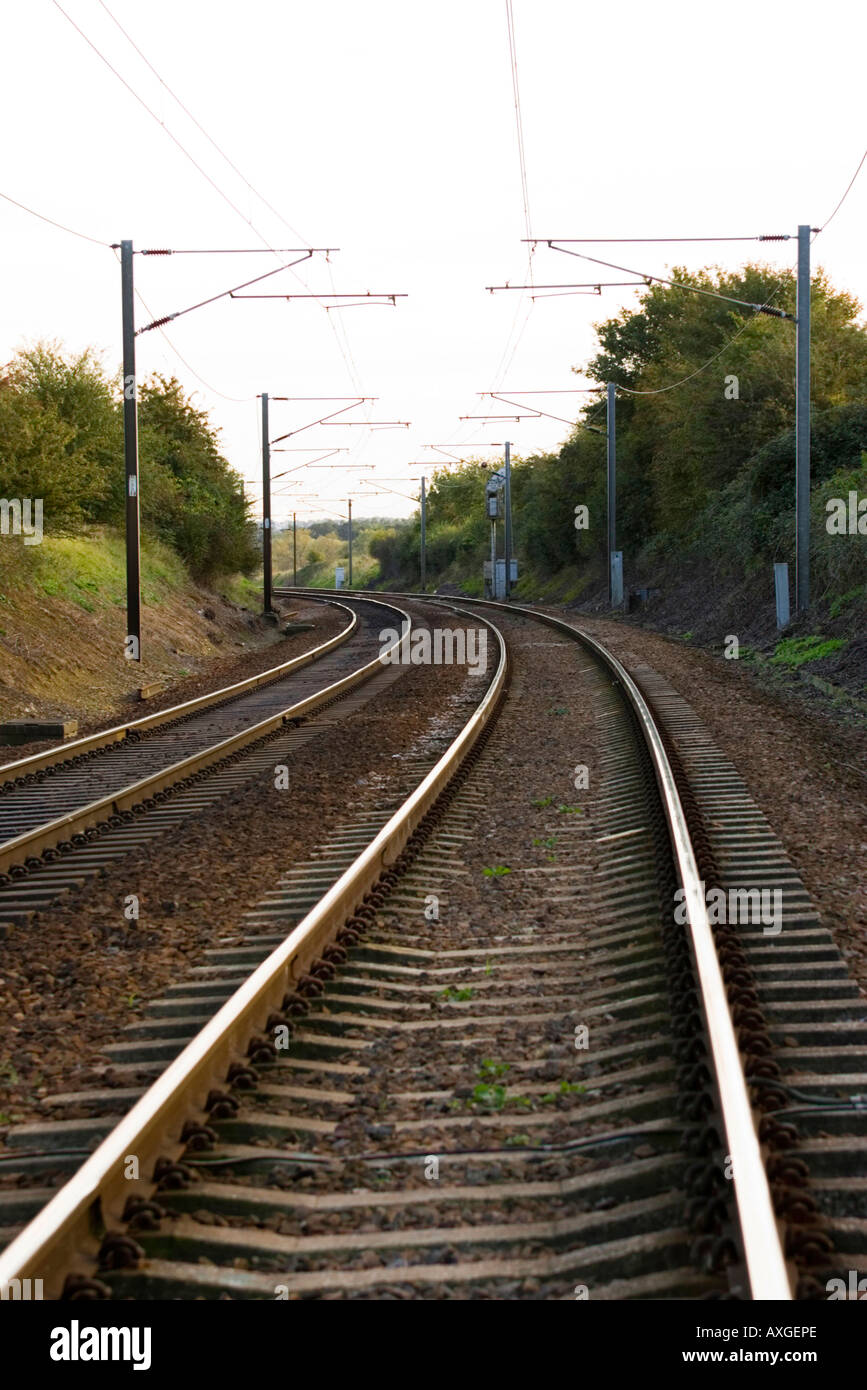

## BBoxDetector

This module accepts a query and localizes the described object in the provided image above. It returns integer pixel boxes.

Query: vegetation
[770,636,847,667]
[0,344,257,581]
[5,256,864,633]
[271,515,391,588]
[0,527,191,614]
[367,263,867,617]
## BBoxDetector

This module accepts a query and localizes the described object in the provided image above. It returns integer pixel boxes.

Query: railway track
[0,597,408,933]
[1,593,863,1302]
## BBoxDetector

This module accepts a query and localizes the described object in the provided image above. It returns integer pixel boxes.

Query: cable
[180,1124,679,1169]
[505,0,532,251]
[52,0,365,395]
[96,0,308,245]
[820,145,867,232]
[546,242,794,318]
[135,253,314,335]
[145,323,253,403]
[747,1075,866,1110]
[560,244,794,398]
[97,0,378,398]
[124,258,254,404]
[617,316,764,396]
[493,293,536,391]
[616,278,789,397]
[50,0,272,243]
[491,0,536,394]
[0,188,110,247]
[528,235,789,244]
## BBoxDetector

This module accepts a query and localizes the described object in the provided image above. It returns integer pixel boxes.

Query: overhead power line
[111,247,254,403]
[134,251,330,335]
[53,0,367,396]
[820,146,867,231]
[523,235,795,398]
[0,189,110,247]
[483,0,537,399]
[523,235,791,244]
[539,242,794,318]
[96,0,309,244]
[51,0,272,241]
[505,0,532,250]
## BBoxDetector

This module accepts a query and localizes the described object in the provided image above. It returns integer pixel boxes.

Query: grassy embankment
[0,527,266,722]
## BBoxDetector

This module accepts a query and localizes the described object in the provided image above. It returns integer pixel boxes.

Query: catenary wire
[52,0,366,395]
[820,145,867,231]
[0,189,110,247]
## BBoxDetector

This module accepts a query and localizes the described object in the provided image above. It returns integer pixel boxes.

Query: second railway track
[0,594,864,1302]
[0,597,408,928]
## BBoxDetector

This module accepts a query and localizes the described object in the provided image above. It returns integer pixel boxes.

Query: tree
[0,344,117,528]
[136,375,258,578]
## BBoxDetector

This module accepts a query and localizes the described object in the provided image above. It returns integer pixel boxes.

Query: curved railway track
[0,597,408,931]
[1,592,863,1302]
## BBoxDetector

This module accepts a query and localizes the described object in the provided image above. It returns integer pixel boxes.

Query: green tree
[137,375,258,578]
[0,343,117,528]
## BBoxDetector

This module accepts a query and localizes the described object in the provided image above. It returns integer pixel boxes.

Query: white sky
[2,0,865,525]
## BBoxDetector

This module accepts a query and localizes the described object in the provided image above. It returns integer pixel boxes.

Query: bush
[0,347,258,580]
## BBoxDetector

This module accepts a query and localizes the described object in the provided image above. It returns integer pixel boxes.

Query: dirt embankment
[0,536,348,754]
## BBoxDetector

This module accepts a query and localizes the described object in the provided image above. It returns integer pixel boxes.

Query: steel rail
[0,601,359,788]
[0,599,407,881]
[280,586,793,1301]
[0,608,506,1299]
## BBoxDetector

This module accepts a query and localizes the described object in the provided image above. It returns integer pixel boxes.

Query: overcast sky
[2,0,865,525]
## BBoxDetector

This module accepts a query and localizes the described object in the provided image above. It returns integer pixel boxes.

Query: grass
[471,1083,507,1109]
[770,635,847,667]
[829,586,864,619]
[540,1080,586,1103]
[467,1083,532,1111]
[479,1058,509,1078]
[482,864,511,878]
[440,985,474,1002]
[220,572,261,607]
[1,529,190,612]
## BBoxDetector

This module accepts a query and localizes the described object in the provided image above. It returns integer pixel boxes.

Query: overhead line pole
[261,392,273,615]
[607,383,616,607]
[420,476,427,591]
[795,224,811,613]
[504,440,513,600]
[120,239,142,662]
